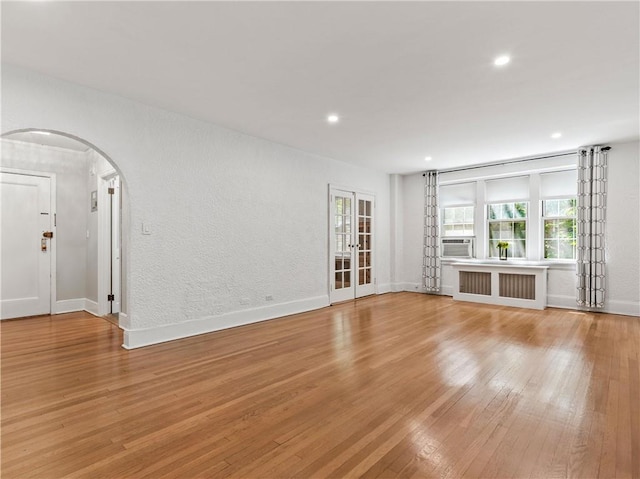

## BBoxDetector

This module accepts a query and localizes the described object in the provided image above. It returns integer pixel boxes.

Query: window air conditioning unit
[441,238,474,258]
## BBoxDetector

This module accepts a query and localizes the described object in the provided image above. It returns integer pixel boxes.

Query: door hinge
[108,294,115,301]
[108,187,115,195]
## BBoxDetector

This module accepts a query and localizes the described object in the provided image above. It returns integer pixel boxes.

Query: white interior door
[355,193,375,298]
[329,188,375,303]
[1,172,53,319]
[330,190,355,303]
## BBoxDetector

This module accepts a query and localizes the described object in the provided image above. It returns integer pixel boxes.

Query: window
[442,206,474,236]
[543,198,577,260]
[488,202,527,258]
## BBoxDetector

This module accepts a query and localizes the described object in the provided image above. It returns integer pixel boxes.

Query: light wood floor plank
[2,293,638,478]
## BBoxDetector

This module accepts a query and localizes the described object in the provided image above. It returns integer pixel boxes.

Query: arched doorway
[1,129,129,327]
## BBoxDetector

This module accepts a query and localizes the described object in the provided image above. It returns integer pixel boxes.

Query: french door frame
[98,172,121,317]
[329,185,376,304]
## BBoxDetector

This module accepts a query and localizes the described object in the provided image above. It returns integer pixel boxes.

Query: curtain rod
[424,146,611,176]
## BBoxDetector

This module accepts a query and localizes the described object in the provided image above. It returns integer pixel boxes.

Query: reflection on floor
[1,293,638,478]
[102,313,119,327]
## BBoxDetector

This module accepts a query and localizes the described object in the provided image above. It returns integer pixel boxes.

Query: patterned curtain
[576,146,608,308]
[423,171,440,292]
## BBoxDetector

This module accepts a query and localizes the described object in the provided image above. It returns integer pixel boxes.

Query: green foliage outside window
[488,202,527,258]
[543,199,577,260]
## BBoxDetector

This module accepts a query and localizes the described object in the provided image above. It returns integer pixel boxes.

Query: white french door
[1,171,53,319]
[330,188,375,303]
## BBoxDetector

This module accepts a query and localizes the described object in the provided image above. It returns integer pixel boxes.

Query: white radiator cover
[452,262,549,310]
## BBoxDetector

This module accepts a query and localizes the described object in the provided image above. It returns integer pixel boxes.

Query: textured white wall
[1,139,89,301]
[399,140,640,316]
[1,66,391,345]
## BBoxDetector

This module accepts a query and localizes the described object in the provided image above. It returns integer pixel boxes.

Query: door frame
[328,184,377,303]
[97,171,121,317]
[0,167,57,315]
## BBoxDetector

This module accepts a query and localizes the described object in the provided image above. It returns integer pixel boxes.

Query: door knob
[43,231,53,238]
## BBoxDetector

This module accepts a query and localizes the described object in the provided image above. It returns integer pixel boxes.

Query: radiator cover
[451,263,548,310]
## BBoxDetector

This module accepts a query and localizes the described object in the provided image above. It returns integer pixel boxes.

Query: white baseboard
[441,285,453,296]
[377,283,392,294]
[397,282,421,292]
[118,312,130,329]
[396,283,449,296]
[548,294,639,317]
[52,298,101,316]
[546,294,576,310]
[606,300,640,317]
[53,298,86,314]
[122,295,330,349]
[84,299,99,316]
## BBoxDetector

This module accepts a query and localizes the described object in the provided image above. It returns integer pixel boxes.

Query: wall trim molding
[84,299,99,316]
[603,300,640,317]
[52,298,101,316]
[53,298,86,314]
[118,312,130,330]
[122,295,330,349]
[377,283,392,294]
[548,294,639,317]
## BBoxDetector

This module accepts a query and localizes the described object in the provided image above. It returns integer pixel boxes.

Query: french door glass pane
[334,195,354,291]
[357,199,372,286]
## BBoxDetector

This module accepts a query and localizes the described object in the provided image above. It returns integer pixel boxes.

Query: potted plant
[497,241,509,260]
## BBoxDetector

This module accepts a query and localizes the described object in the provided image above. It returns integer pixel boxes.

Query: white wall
[1,139,89,302]
[598,140,639,314]
[401,172,425,292]
[1,65,391,348]
[399,140,640,316]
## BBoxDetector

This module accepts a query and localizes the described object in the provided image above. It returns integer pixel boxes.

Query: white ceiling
[2,1,638,174]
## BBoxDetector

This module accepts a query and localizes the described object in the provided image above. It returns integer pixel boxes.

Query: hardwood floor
[1,292,638,478]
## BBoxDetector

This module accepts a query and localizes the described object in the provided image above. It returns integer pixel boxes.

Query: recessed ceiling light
[32,131,51,136]
[494,55,510,66]
[424,156,433,162]
[327,114,339,124]
[551,132,562,139]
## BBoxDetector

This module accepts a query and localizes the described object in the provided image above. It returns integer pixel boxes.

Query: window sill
[440,257,576,271]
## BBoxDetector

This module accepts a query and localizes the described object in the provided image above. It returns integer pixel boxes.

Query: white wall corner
[84,299,100,316]
[53,298,85,314]
[398,282,422,292]
[122,295,330,349]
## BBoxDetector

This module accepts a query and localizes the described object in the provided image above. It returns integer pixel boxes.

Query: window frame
[440,204,475,238]
[541,196,577,262]
[486,201,529,259]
